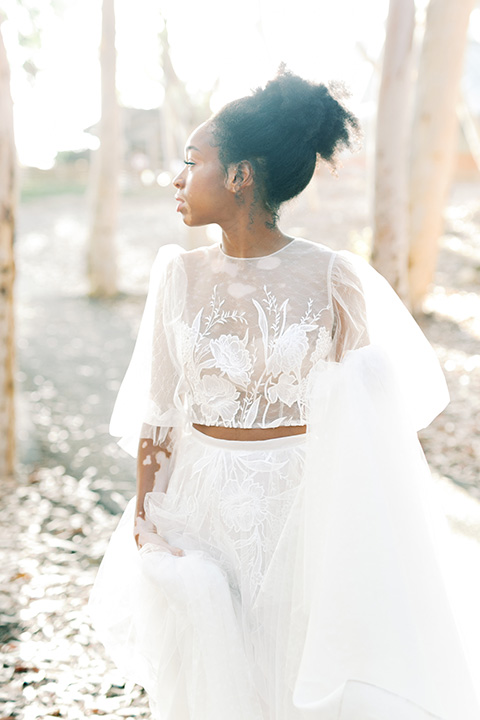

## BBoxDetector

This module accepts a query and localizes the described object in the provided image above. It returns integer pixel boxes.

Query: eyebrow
[185,145,201,153]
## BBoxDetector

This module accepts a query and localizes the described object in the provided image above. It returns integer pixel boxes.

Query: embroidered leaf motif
[244,396,261,427]
[182,277,333,431]
[197,358,217,371]
[264,416,288,428]
[252,299,269,360]
[192,308,203,337]
[279,299,289,337]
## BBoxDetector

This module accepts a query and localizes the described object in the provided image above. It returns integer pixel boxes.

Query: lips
[175,196,185,212]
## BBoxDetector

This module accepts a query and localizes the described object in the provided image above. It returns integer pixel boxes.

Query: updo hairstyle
[211,66,359,222]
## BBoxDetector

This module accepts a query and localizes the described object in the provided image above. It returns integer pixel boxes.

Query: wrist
[134,514,155,535]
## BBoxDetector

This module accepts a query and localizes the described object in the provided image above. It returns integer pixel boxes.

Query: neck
[219,208,291,259]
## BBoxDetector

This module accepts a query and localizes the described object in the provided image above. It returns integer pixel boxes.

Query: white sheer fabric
[292,346,480,718]
[109,238,448,456]
[90,238,480,720]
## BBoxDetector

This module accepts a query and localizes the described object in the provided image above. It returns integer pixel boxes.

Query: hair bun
[258,66,358,161]
[211,65,360,221]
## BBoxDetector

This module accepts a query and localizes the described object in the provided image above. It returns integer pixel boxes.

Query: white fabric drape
[283,345,480,719]
[92,239,480,719]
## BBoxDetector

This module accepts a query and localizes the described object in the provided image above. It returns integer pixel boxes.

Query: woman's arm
[330,254,369,362]
[133,428,184,556]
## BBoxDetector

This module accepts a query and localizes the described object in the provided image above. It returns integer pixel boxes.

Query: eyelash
[184,160,195,166]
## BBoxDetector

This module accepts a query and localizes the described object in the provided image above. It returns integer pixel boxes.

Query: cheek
[201,163,227,194]
[185,165,228,215]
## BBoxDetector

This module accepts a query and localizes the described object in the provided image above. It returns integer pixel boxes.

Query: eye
[184,160,195,166]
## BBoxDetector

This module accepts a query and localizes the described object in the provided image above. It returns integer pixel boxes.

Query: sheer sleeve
[329,252,369,362]
[109,244,186,457]
[328,250,449,431]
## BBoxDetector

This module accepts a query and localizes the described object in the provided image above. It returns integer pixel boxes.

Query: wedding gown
[89,238,480,720]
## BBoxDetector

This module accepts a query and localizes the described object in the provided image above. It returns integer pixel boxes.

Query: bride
[89,67,480,720]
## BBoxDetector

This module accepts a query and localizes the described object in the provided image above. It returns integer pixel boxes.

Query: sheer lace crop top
[110,237,448,454]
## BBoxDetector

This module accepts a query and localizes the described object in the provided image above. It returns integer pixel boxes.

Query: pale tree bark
[373,0,415,304]
[159,26,187,173]
[408,0,474,311]
[88,0,119,297]
[0,23,16,478]
[457,96,480,173]
[159,24,208,250]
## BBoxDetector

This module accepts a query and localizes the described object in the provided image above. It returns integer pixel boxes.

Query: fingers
[138,530,184,556]
[134,515,184,556]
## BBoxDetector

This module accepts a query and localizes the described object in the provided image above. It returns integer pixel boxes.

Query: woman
[89,68,480,720]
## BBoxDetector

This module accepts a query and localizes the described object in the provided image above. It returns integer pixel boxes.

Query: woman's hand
[134,430,183,556]
[134,515,184,556]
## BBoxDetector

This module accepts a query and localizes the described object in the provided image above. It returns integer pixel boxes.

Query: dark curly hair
[210,65,360,224]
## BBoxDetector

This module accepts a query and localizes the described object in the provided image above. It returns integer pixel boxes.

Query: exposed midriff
[192,424,307,441]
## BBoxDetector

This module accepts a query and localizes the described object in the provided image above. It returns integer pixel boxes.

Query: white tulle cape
[90,345,480,719]
[286,344,480,719]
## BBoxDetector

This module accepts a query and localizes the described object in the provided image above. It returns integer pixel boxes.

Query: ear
[225,160,254,194]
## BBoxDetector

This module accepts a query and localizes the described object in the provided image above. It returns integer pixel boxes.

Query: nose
[172,167,185,188]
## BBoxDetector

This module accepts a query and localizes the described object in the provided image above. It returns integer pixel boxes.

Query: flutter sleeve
[329,250,449,430]
[109,243,186,457]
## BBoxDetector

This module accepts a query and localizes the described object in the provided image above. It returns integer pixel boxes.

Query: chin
[184,217,209,228]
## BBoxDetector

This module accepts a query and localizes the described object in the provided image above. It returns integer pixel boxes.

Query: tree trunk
[159,24,208,250]
[408,0,474,311]
[457,96,480,173]
[88,0,119,298]
[0,24,16,478]
[373,0,415,304]
[159,24,191,172]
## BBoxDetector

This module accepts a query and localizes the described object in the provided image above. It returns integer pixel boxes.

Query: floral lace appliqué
[310,325,333,365]
[219,477,268,533]
[182,285,330,428]
[210,332,252,387]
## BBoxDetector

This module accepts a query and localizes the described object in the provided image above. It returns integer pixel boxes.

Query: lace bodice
[141,238,367,438]
[173,240,336,429]
[110,236,448,455]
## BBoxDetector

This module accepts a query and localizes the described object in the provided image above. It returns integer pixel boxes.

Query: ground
[1,164,480,718]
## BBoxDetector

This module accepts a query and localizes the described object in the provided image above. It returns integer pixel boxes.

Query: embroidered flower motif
[268,324,311,377]
[267,373,298,407]
[209,333,252,387]
[180,279,330,429]
[310,326,333,364]
[195,374,240,424]
[219,478,268,533]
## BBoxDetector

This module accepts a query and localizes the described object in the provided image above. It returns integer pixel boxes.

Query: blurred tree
[159,24,191,173]
[458,97,480,173]
[373,0,415,303]
[158,20,210,251]
[5,0,67,83]
[87,0,119,298]
[408,0,475,311]
[0,19,16,477]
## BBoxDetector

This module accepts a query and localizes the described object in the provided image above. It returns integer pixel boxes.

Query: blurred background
[1,0,480,717]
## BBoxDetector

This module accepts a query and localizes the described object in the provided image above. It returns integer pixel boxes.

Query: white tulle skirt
[89,428,309,720]
[89,348,480,720]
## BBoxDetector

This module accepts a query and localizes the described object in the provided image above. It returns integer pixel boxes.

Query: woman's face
[173,122,232,227]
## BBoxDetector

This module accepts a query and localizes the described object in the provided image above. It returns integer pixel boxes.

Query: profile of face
[173,122,234,227]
